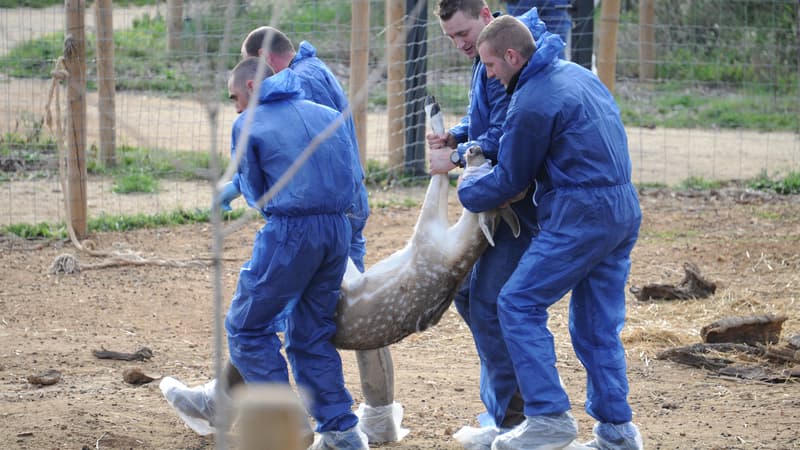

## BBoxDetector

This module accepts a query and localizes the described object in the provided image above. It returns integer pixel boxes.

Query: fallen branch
[630,261,716,301]
[93,346,153,361]
[701,314,787,346]
[657,342,800,383]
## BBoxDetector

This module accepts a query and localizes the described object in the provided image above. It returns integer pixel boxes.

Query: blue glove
[217,181,241,212]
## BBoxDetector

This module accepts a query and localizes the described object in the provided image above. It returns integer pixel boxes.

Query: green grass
[617,85,799,132]
[635,182,668,190]
[748,170,800,195]
[679,176,722,190]
[112,172,158,193]
[0,208,245,239]
[641,229,701,241]
[754,210,782,220]
[364,159,430,188]
[86,145,221,180]
[370,197,420,210]
[432,84,470,114]
[0,14,193,93]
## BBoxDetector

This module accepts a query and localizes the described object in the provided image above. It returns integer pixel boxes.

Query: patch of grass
[748,170,800,195]
[679,176,721,190]
[754,210,782,220]
[0,115,58,177]
[433,84,470,114]
[636,182,668,190]
[0,14,193,93]
[617,83,799,132]
[87,145,223,181]
[364,159,393,187]
[370,197,420,210]
[1,221,64,239]
[641,229,701,241]
[112,172,159,193]
[0,208,245,239]
[88,208,244,232]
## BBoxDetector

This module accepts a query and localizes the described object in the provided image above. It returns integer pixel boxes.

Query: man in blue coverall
[502,0,571,58]
[238,26,405,444]
[161,58,369,449]
[426,1,546,448]
[226,57,368,449]
[458,14,644,450]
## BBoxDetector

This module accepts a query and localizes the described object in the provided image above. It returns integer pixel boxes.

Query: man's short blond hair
[476,15,536,60]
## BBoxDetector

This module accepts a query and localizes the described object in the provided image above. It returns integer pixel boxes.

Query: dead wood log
[656,342,800,383]
[788,334,800,350]
[700,314,787,345]
[122,367,158,385]
[630,262,716,301]
[93,346,153,361]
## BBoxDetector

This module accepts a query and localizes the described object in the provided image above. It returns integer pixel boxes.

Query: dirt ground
[1,181,799,450]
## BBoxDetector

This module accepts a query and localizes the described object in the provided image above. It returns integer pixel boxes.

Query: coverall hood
[257,69,306,104]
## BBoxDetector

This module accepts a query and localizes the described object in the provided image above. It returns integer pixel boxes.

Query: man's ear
[478,6,493,24]
[504,48,522,67]
[246,79,255,92]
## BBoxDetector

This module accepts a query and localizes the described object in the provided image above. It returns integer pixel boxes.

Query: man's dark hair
[435,0,487,21]
[242,26,295,57]
[230,56,274,90]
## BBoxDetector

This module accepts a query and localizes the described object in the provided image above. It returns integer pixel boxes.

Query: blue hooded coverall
[224,69,361,433]
[290,41,370,273]
[458,30,642,424]
[449,8,547,428]
[232,41,370,272]
[505,0,571,58]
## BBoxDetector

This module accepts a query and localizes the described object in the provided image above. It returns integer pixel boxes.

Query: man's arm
[458,103,549,212]
[455,75,510,164]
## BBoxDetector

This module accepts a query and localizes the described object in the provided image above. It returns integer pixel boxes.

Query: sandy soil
[1,182,799,450]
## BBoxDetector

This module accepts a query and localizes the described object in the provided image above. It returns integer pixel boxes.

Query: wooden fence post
[167,0,184,53]
[639,0,656,82]
[234,384,312,450]
[350,0,370,169]
[386,0,406,173]
[95,0,116,168]
[597,0,621,93]
[64,0,88,239]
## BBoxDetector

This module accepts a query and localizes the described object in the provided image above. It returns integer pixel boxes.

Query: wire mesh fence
[0,0,798,228]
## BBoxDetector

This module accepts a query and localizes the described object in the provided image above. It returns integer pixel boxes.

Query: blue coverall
[224,69,361,433]
[505,0,571,58]
[449,7,546,429]
[290,41,370,272]
[458,29,642,424]
[231,41,370,272]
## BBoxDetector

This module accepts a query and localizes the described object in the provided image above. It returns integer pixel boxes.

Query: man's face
[478,42,515,89]
[439,8,491,59]
[227,77,250,114]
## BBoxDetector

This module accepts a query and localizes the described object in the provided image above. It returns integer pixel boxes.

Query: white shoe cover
[159,377,217,436]
[355,402,409,443]
[491,412,579,450]
[584,422,643,450]
[454,425,509,450]
[309,425,369,450]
